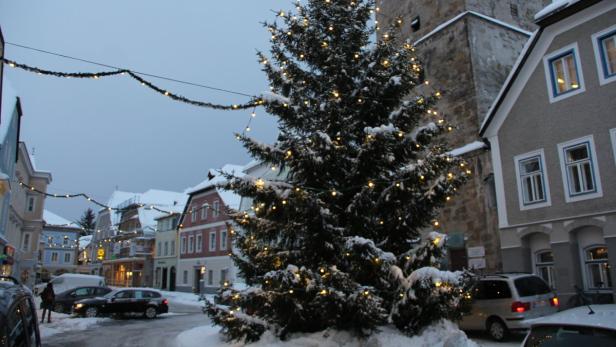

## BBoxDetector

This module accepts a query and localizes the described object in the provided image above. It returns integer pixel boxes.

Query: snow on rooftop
[534,0,580,21]
[0,79,18,143]
[447,141,487,157]
[79,235,92,250]
[43,210,79,228]
[187,164,246,210]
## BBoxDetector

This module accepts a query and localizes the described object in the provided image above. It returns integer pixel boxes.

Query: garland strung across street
[1,57,260,111]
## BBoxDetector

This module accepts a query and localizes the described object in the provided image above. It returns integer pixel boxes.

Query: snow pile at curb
[176,320,478,347]
[38,311,110,339]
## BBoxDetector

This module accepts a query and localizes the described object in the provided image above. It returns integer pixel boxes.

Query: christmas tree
[207,0,473,341]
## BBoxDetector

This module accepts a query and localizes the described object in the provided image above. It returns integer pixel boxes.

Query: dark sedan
[73,288,168,319]
[53,286,112,313]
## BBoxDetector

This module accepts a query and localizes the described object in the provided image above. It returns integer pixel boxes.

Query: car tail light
[511,301,531,313]
[550,297,559,307]
[163,299,168,305]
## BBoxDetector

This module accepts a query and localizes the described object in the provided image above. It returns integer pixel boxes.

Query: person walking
[40,282,55,323]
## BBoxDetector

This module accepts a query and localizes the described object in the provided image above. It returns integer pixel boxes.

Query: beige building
[153,212,182,291]
[481,0,616,305]
[6,142,52,287]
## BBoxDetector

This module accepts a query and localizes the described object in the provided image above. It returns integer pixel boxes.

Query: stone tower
[378,0,548,272]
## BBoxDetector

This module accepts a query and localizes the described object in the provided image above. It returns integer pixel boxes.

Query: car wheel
[145,307,157,319]
[487,318,508,341]
[85,307,98,318]
[53,303,64,313]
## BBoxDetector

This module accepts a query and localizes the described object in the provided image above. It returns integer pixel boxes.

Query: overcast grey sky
[1,0,284,222]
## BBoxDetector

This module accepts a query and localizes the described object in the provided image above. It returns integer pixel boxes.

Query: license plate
[533,300,547,308]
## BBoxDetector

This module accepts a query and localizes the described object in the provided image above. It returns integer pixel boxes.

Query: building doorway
[162,267,168,290]
[169,267,176,291]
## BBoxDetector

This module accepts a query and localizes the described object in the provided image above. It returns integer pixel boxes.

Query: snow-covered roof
[78,235,92,250]
[186,164,246,210]
[534,0,580,21]
[0,79,18,144]
[447,141,487,157]
[43,210,79,228]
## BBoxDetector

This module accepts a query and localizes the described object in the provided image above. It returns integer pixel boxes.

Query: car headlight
[75,303,84,309]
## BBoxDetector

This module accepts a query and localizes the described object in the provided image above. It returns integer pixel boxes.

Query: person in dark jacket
[40,282,55,323]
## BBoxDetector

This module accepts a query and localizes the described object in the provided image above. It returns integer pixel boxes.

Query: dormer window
[543,43,585,103]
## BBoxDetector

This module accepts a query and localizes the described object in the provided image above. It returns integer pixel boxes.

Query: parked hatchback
[53,286,112,313]
[458,273,559,341]
[0,276,41,347]
[73,288,168,319]
[522,304,616,346]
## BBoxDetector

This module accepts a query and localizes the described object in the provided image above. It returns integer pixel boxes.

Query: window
[474,280,512,300]
[190,206,197,222]
[201,203,208,220]
[510,2,519,18]
[21,233,31,252]
[209,231,216,251]
[534,251,556,289]
[164,241,169,256]
[584,246,612,289]
[221,269,228,285]
[543,43,585,103]
[208,270,213,285]
[183,270,188,284]
[180,236,186,254]
[51,252,58,263]
[63,236,69,246]
[114,290,134,299]
[592,25,616,85]
[171,240,175,256]
[558,136,602,202]
[221,230,227,250]
[212,200,220,217]
[188,235,194,253]
[64,253,71,263]
[196,234,202,252]
[26,195,36,212]
[157,242,162,256]
[514,150,550,209]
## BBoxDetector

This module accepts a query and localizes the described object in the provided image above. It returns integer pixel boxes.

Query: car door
[108,290,134,314]
[133,290,151,314]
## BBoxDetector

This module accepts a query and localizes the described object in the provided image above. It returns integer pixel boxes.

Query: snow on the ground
[34,297,110,339]
[176,320,479,347]
[157,289,214,308]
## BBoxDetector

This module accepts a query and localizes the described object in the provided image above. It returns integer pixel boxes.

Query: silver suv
[458,273,559,341]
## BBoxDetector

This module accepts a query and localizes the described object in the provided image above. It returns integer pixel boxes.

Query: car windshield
[515,276,551,297]
[524,325,616,346]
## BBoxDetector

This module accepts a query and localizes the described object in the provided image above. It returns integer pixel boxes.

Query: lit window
[584,246,612,289]
[558,136,602,202]
[592,26,616,84]
[543,43,584,102]
[535,250,555,289]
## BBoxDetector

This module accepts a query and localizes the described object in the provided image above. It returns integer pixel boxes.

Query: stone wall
[378,0,544,272]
